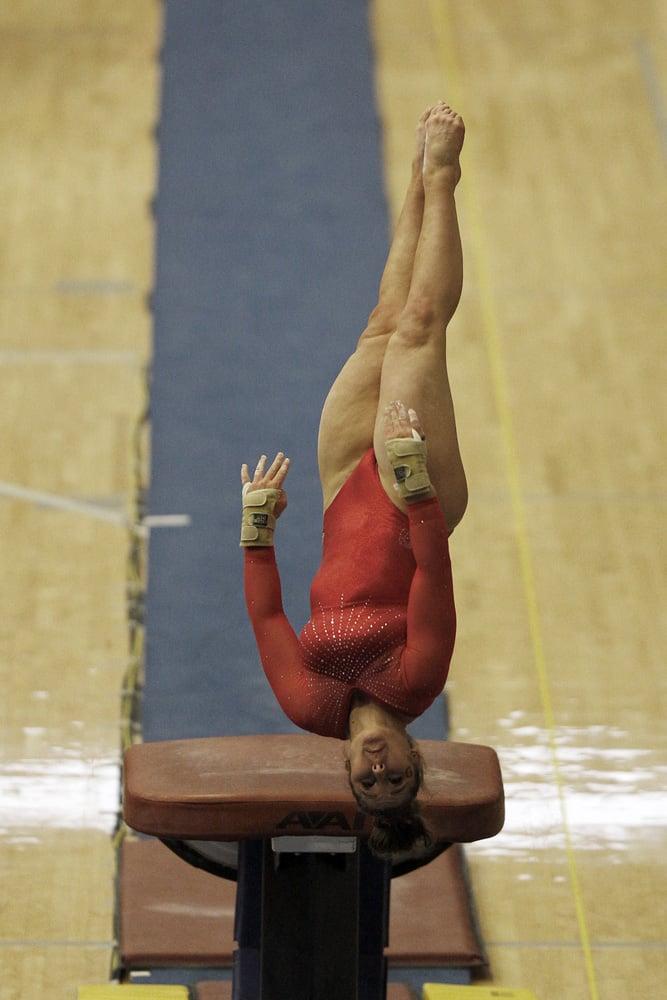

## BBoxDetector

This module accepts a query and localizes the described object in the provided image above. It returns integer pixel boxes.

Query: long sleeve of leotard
[244,498,455,726]
[243,548,324,730]
[400,498,456,701]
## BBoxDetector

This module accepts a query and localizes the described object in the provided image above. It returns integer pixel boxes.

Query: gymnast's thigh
[317,332,390,509]
[373,332,468,531]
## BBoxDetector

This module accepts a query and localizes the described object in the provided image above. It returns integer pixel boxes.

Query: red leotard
[243,449,456,739]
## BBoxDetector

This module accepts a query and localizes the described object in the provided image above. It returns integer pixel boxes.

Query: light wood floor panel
[0,2,160,997]
[2,0,665,997]
[373,1,666,998]
[0,948,113,1000]
[0,832,116,942]
[481,944,592,1000]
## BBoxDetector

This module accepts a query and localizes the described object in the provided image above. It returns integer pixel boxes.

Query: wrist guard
[240,487,282,546]
[385,435,434,501]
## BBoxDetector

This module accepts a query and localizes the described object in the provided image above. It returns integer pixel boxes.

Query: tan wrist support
[240,487,283,546]
[385,435,434,501]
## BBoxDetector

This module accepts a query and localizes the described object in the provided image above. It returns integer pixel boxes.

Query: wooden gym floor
[0,2,665,998]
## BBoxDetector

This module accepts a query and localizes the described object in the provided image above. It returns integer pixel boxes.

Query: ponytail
[367,804,432,859]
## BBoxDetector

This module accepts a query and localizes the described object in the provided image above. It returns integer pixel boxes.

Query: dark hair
[347,736,431,859]
[366,804,432,859]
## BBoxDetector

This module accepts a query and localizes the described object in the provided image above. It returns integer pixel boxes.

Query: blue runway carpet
[144,0,397,741]
[130,4,468,992]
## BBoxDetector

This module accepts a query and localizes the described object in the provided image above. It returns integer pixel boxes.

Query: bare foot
[412,106,432,174]
[423,101,464,185]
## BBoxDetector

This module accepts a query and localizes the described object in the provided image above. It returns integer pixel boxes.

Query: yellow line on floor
[426,3,600,998]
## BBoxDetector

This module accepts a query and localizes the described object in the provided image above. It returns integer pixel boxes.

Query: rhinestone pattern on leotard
[244,449,455,739]
[297,589,414,736]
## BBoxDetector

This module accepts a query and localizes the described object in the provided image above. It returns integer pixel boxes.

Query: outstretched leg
[374,103,468,532]
[317,109,432,511]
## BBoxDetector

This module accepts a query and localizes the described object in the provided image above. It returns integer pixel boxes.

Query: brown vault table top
[123,734,504,844]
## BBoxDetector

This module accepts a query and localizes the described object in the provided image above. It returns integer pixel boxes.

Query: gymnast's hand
[241,452,290,519]
[383,400,427,441]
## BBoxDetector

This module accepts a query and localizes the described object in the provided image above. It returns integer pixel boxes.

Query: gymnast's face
[346,728,419,811]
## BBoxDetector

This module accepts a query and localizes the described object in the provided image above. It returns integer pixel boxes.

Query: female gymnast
[240,102,467,858]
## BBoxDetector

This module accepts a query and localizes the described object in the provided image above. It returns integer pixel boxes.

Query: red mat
[120,838,484,972]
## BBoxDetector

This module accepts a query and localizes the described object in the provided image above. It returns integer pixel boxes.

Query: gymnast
[240,102,467,858]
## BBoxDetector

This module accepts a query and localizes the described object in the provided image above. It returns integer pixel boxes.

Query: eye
[388,775,404,786]
[360,778,375,790]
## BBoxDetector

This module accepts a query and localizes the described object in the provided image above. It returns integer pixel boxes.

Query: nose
[371,762,385,774]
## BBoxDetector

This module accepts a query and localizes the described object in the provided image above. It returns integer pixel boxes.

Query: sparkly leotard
[243,449,456,739]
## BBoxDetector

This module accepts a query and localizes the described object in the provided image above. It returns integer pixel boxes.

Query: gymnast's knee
[361,302,400,342]
[394,300,440,347]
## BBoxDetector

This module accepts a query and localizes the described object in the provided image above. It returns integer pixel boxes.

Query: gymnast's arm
[400,497,457,698]
[243,546,309,704]
[240,452,313,727]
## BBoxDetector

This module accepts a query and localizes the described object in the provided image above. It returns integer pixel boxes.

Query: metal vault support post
[233,838,390,1000]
